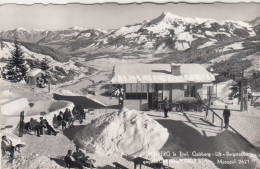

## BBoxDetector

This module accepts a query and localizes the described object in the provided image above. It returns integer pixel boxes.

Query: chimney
[171,63,181,76]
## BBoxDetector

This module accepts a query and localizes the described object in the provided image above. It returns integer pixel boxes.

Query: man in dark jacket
[40,117,57,136]
[164,97,169,118]
[63,108,73,127]
[73,146,88,163]
[64,150,84,169]
[57,111,66,129]
[223,105,231,129]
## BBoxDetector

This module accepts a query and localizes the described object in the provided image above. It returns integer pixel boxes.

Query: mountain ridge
[0,12,259,54]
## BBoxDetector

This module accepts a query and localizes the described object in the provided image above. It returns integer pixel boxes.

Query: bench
[132,157,174,169]
[113,162,128,169]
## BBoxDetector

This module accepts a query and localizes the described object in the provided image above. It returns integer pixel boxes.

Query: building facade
[111,63,215,110]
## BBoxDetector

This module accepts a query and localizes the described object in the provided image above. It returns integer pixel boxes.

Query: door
[148,93,153,109]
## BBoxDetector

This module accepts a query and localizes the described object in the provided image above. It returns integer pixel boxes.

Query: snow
[175,32,195,42]
[68,26,85,30]
[81,32,91,37]
[211,52,238,63]
[74,108,169,160]
[114,24,142,36]
[111,63,215,84]
[26,68,42,77]
[175,41,190,50]
[198,41,216,49]
[222,42,244,52]
[137,35,148,43]
[0,98,30,116]
[8,154,64,169]
[26,100,52,116]
[205,31,215,37]
[202,21,212,28]
[143,42,154,48]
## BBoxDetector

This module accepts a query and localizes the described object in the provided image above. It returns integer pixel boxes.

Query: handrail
[196,92,256,148]
[196,92,223,130]
[204,103,224,130]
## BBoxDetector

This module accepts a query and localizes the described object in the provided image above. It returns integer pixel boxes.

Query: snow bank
[1,154,63,169]
[74,108,169,160]
[26,100,53,116]
[0,98,29,116]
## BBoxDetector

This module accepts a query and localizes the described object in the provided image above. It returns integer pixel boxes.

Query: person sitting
[64,150,84,169]
[57,111,66,129]
[27,118,41,137]
[73,146,89,163]
[40,117,57,136]
[1,136,16,157]
[39,117,47,135]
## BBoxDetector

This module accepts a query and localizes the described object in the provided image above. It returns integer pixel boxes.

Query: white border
[0,0,260,4]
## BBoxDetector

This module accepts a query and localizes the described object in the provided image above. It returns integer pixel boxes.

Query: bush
[55,66,66,74]
[74,62,84,67]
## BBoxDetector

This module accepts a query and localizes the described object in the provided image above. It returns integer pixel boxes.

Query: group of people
[52,105,86,130]
[24,117,57,137]
[65,146,95,169]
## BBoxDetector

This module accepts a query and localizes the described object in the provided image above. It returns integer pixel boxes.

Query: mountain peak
[249,16,260,26]
[15,27,29,31]
[160,11,182,20]
[68,26,84,30]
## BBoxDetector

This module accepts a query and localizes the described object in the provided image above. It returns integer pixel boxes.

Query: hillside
[0,12,259,79]
[0,40,88,84]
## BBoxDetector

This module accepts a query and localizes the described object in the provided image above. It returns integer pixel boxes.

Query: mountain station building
[111,63,216,110]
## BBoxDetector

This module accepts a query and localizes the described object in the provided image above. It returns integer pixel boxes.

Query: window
[184,85,196,97]
[125,84,149,93]
[125,93,147,100]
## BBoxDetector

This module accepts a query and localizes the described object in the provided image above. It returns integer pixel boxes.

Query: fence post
[205,107,208,119]
[221,119,223,130]
[212,111,215,124]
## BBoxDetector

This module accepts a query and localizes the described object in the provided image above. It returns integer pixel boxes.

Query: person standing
[53,114,57,128]
[223,105,231,129]
[64,108,73,128]
[164,97,169,118]
[57,111,66,129]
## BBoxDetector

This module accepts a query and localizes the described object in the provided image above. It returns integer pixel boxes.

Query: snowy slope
[0,41,85,83]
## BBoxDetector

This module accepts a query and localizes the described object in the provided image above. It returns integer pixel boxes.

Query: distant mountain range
[0,12,260,56]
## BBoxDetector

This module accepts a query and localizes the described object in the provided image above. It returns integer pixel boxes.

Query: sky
[0,3,260,31]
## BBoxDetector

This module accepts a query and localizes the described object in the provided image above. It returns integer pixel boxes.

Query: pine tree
[40,57,50,71]
[5,38,27,82]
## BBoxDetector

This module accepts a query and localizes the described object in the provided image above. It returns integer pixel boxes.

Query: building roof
[26,68,43,77]
[111,63,215,84]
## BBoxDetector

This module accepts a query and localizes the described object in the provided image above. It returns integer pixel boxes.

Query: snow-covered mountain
[0,12,258,53]
[0,28,48,43]
[249,17,260,27]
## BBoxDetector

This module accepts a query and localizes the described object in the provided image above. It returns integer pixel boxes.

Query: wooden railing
[196,92,223,130]
[191,93,256,147]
